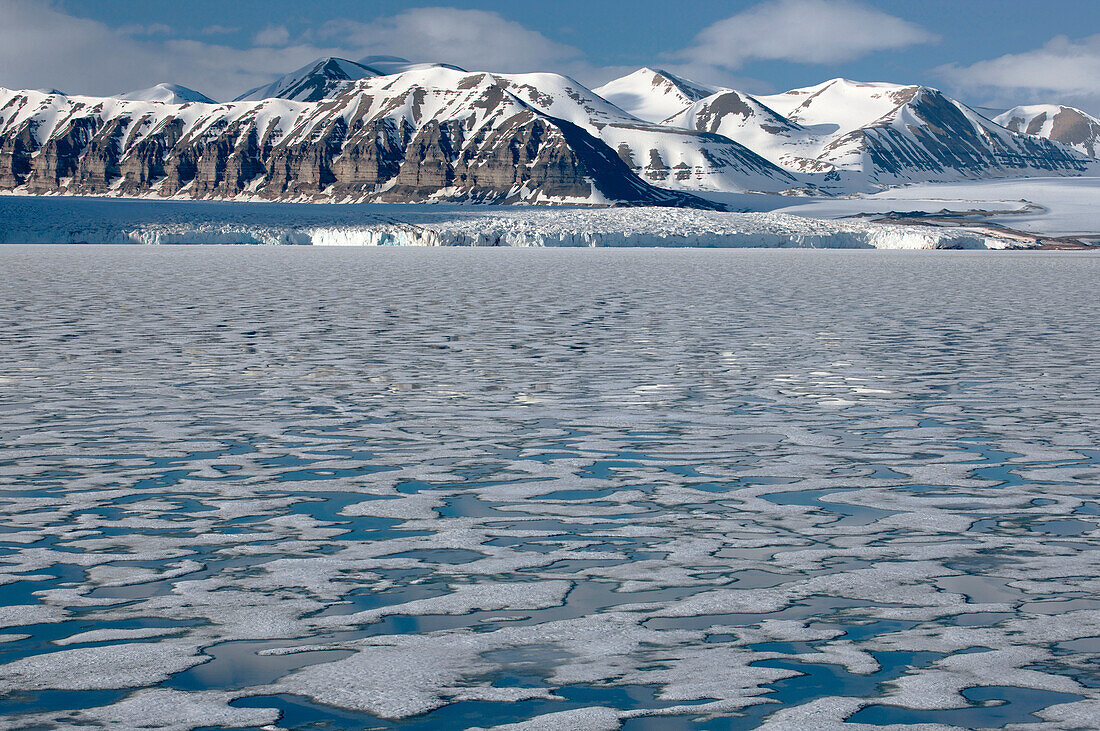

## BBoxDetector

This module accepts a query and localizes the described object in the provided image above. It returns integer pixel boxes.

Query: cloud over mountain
[316,7,584,75]
[675,0,936,70]
[938,35,1100,114]
[0,1,585,100]
[0,0,343,99]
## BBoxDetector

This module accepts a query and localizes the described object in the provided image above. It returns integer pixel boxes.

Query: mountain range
[0,56,1096,207]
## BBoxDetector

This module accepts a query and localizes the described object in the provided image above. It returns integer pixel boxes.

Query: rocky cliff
[0,70,718,208]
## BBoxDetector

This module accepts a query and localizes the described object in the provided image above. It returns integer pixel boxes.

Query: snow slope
[118,83,215,104]
[994,105,1100,158]
[765,177,1100,239]
[357,55,466,75]
[669,78,1097,189]
[0,195,1022,249]
[760,79,912,133]
[234,56,470,103]
[663,91,809,168]
[495,72,800,193]
[594,68,721,124]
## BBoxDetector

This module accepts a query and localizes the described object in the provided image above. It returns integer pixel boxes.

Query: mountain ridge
[234,58,382,103]
[594,68,721,124]
[657,77,1094,187]
[0,71,720,208]
[0,62,1095,206]
[119,83,215,105]
[994,104,1100,158]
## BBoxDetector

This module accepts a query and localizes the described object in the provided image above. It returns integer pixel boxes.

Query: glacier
[0,195,1021,249]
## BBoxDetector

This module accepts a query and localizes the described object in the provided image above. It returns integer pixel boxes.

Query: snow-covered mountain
[594,68,720,124]
[119,83,215,104]
[791,82,1093,185]
[234,58,382,102]
[1,60,1097,206]
[235,56,471,104]
[663,90,808,164]
[667,78,1093,188]
[357,55,466,75]
[994,105,1100,158]
[0,70,716,207]
[494,72,799,193]
[973,106,1008,120]
[759,79,912,133]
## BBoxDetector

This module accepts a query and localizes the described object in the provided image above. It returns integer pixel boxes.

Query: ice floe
[0,246,1097,729]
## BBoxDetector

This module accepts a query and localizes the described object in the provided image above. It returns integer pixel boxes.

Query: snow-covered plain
[757,177,1100,238]
[688,176,1100,241]
[1,246,1098,730]
[0,195,1021,249]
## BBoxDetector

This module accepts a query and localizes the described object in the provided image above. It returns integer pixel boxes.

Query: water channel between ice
[1,246,1098,730]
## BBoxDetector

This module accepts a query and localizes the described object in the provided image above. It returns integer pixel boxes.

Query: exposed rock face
[0,73,717,208]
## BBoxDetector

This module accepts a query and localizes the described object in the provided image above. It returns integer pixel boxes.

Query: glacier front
[0,195,1022,249]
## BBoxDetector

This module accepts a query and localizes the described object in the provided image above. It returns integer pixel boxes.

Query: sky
[2,0,1100,113]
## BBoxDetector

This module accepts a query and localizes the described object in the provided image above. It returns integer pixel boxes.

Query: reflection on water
[1,246,1098,730]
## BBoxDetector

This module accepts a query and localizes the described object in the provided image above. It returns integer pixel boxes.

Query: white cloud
[118,23,172,37]
[0,1,875,104]
[677,0,935,69]
[317,7,582,73]
[0,0,343,99]
[0,1,590,100]
[937,35,1100,113]
[252,24,291,48]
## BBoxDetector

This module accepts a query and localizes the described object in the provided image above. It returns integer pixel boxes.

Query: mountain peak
[995,104,1100,158]
[356,56,467,75]
[760,78,924,129]
[594,68,721,123]
[118,83,214,104]
[233,57,381,102]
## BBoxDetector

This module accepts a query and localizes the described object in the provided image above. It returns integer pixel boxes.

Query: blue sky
[3,0,1100,112]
